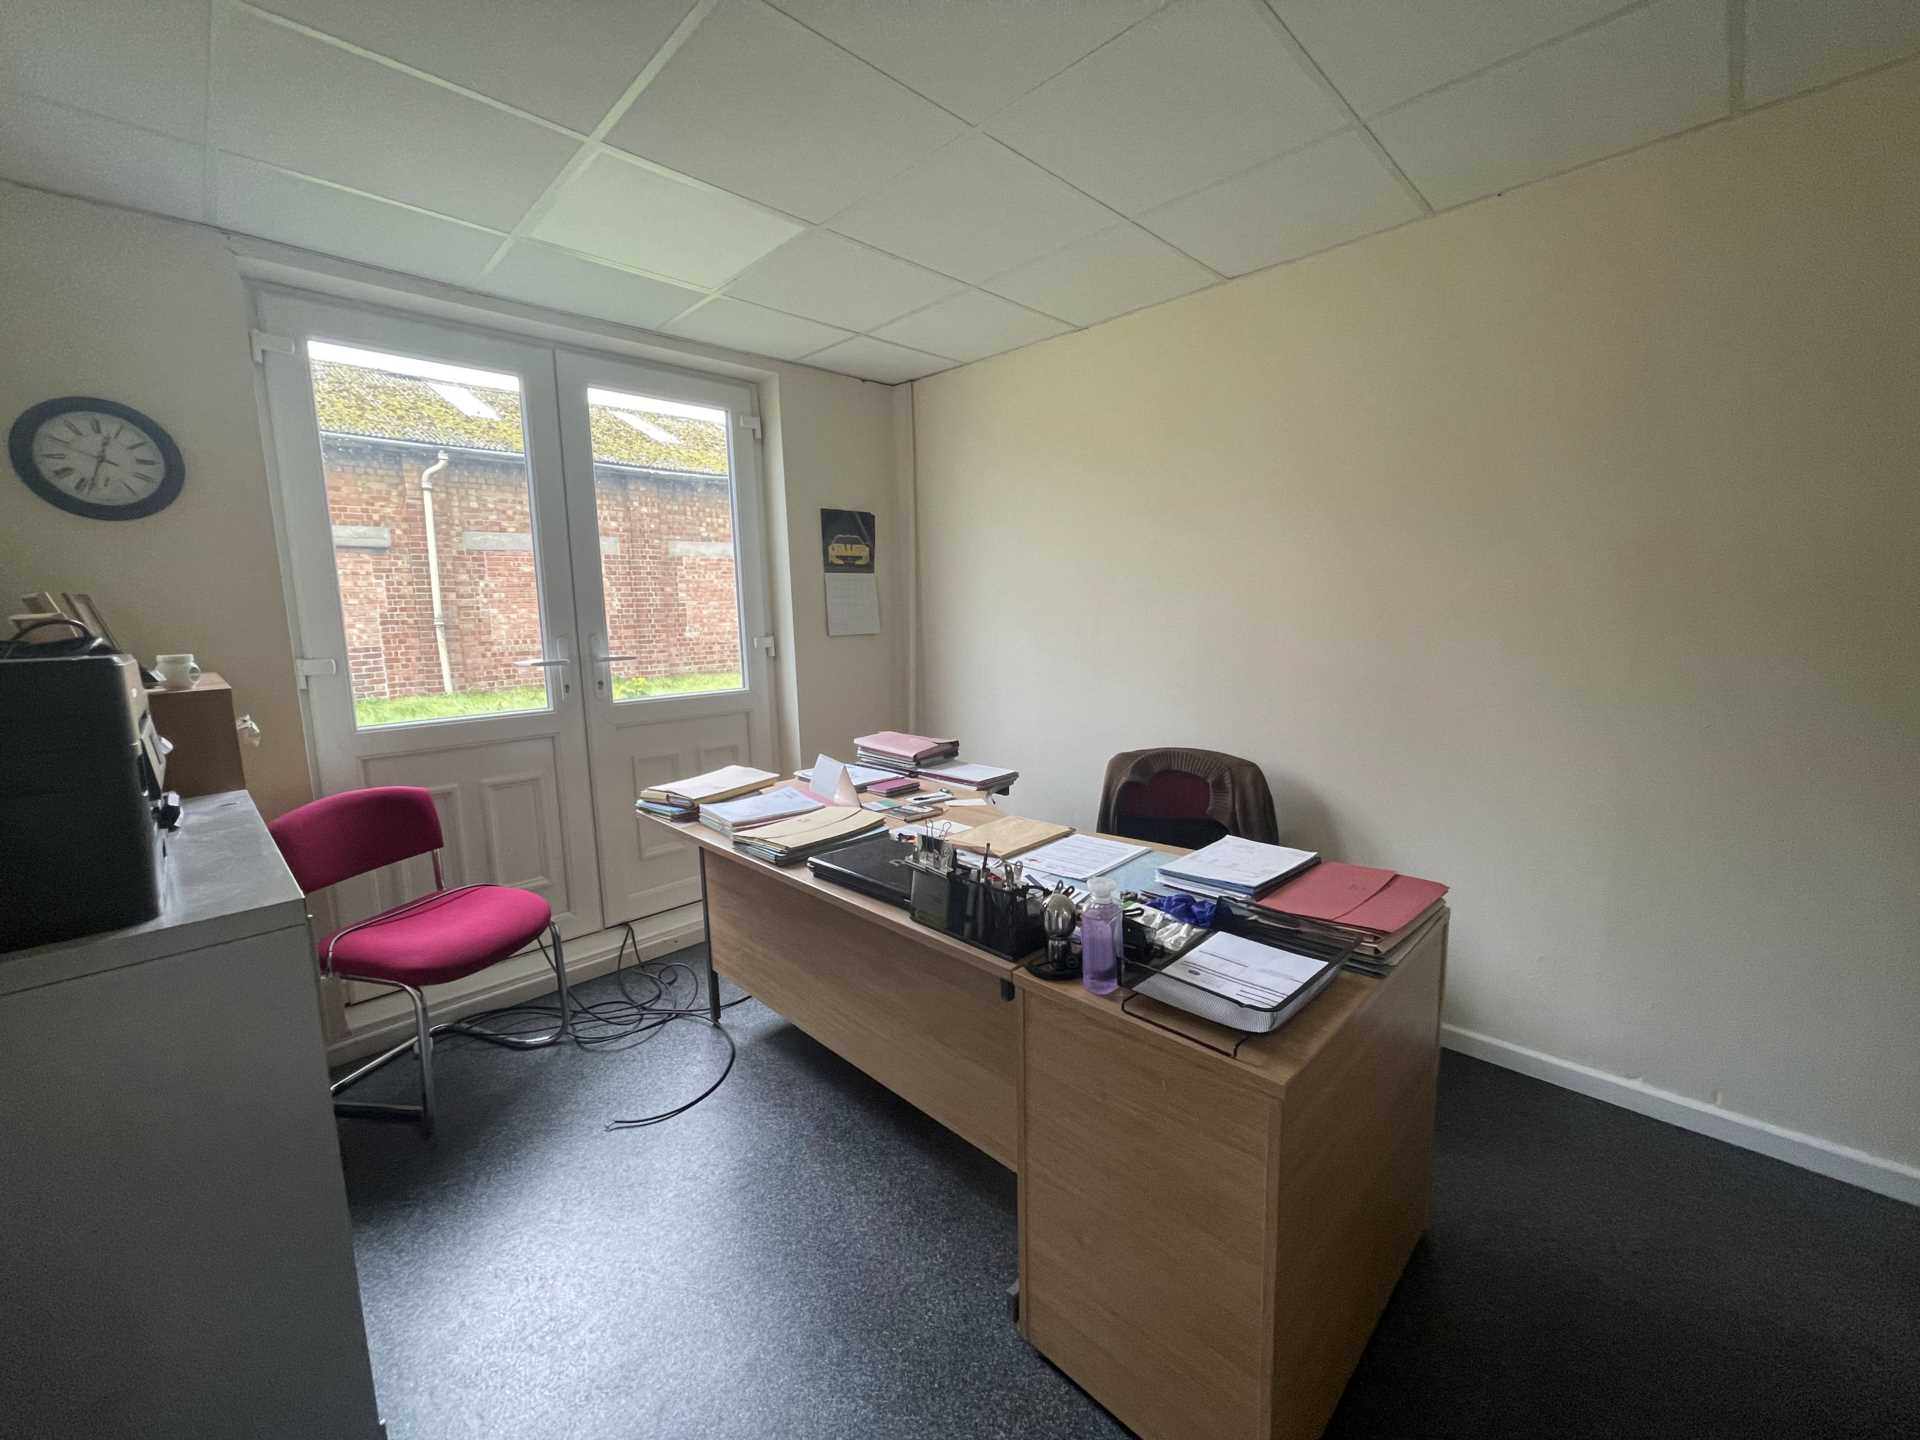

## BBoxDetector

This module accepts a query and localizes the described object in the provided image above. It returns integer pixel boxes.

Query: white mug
[155,653,201,690]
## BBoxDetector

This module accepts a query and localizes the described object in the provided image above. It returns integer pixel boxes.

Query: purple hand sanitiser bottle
[1080,875,1122,995]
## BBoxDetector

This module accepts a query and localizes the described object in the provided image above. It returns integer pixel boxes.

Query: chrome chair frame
[323,853,571,1136]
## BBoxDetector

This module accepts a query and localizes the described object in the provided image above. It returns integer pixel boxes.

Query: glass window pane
[307,341,552,730]
[584,386,745,702]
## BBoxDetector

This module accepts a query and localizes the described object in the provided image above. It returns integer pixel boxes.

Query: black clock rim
[9,396,185,522]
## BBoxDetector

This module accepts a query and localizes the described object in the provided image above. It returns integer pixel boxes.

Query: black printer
[0,651,178,952]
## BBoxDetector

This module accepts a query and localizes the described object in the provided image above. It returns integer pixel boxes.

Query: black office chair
[1097,748,1279,850]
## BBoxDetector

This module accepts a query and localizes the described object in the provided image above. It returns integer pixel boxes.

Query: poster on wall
[820,508,880,636]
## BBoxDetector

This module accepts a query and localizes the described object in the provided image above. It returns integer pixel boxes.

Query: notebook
[640,764,778,807]
[806,833,915,906]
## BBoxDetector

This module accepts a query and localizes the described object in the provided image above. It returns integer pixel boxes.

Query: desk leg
[699,848,720,1026]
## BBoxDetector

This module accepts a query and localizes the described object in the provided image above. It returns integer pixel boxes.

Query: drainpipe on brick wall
[418,450,455,695]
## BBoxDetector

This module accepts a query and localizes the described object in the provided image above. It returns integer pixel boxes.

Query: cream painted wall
[0,181,311,818]
[0,179,906,819]
[762,365,907,772]
[911,62,1920,1174]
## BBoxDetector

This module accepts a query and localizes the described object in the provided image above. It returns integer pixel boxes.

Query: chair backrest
[1097,748,1279,848]
[267,785,444,894]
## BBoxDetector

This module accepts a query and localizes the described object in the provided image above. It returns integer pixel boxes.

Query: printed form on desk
[1013,834,1148,882]
[1163,932,1328,1008]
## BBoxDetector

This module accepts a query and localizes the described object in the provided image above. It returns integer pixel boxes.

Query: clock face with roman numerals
[9,397,185,521]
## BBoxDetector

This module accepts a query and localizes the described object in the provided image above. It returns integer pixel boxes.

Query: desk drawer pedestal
[1019,918,1446,1440]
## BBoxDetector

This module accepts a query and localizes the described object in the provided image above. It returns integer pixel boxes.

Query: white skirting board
[327,904,706,1067]
[1442,1025,1920,1207]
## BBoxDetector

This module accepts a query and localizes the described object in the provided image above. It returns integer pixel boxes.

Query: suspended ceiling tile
[831,134,1113,283]
[214,152,503,284]
[804,335,952,384]
[725,230,962,333]
[765,0,1163,123]
[608,0,962,223]
[986,0,1345,216]
[250,0,699,132]
[483,241,704,330]
[210,6,577,230]
[1270,0,1630,117]
[1139,129,1420,276]
[1744,0,1920,106]
[530,151,804,288]
[663,296,853,361]
[983,223,1215,327]
[1373,0,1728,212]
[873,289,1071,364]
[0,92,205,223]
[0,0,210,142]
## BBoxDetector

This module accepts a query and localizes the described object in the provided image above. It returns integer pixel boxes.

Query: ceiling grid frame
[1,0,1914,382]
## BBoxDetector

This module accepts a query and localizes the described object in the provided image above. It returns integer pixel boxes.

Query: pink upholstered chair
[269,785,570,1135]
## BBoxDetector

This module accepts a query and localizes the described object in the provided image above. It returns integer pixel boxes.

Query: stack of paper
[697,785,823,837]
[1248,863,1448,974]
[794,760,899,795]
[854,730,960,771]
[916,760,1018,792]
[640,764,778,810]
[1156,837,1318,900]
[1134,931,1342,1034]
[731,805,885,866]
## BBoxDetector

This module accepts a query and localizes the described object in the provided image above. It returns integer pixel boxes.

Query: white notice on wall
[825,573,880,636]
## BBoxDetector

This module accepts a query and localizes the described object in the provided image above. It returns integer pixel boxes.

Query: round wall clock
[8,396,185,521]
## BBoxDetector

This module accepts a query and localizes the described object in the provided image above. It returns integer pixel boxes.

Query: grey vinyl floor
[335,947,1920,1440]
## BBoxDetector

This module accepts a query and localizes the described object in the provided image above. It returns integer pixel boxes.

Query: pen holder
[908,865,952,931]
[907,863,1043,961]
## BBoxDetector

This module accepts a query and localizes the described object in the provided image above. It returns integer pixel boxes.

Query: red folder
[1256,863,1448,936]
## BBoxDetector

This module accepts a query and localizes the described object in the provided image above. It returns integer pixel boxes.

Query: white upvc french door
[553,349,774,924]
[259,289,777,963]
[259,291,604,941]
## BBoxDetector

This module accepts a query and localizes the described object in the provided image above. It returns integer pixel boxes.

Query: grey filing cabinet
[0,791,383,1439]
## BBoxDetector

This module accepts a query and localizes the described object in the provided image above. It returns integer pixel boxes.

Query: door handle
[513,658,572,668]
[590,649,637,694]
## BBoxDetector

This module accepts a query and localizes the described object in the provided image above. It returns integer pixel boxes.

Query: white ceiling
[1,0,1915,385]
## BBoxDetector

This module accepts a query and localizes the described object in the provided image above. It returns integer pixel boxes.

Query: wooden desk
[652,808,1446,1440]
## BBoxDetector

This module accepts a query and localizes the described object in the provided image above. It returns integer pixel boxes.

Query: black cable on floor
[443,924,748,1130]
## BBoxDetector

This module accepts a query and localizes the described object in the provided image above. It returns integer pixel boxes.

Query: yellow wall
[0,180,907,816]
[911,62,1920,1172]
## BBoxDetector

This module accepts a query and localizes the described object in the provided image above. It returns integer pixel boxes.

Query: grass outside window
[354,671,743,728]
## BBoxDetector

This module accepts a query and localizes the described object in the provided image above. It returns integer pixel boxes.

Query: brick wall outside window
[322,438,741,702]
